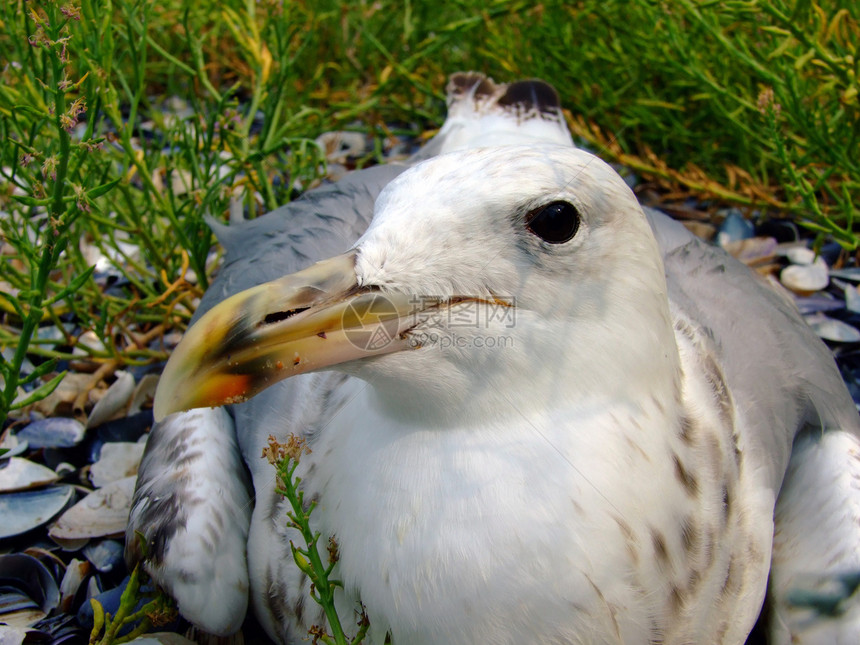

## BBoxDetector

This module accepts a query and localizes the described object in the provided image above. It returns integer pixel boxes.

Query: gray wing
[646,208,860,643]
[646,207,858,488]
[197,163,408,319]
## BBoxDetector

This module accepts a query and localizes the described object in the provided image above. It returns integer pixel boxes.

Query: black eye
[525,201,580,244]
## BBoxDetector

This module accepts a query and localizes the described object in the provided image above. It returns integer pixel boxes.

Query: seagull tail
[415,72,575,160]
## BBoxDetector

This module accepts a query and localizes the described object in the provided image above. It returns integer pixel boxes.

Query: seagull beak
[153,251,417,421]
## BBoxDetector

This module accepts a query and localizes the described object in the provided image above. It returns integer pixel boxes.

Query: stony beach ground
[2,123,860,644]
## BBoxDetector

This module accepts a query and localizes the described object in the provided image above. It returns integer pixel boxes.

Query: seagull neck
[357,320,682,430]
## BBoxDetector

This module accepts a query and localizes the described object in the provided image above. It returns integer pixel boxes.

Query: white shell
[721,236,777,264]
[845,285,860,314]
[89,442,146,488]
[781,259,829,294]
[0,433,28,460]
[129,374,160,415]
[805,313,860,343]
[0,626,28,644]
[0,458,60,493]
[48,476,137,540]
[830,268,860,282]
[86,371,135,429]
[784,246,817,265]
[59,558,91,613]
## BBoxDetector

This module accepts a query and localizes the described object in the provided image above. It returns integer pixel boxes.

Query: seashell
[781,259,829,294]
[784,246,817,265]
[170,168,194,196]
[756,218,799,243]
[716,210,754,246]
[31,372,92,418]
[95,410,153,443]
[20,547,65,571]
[15,417,85,449]
[0,554,60,628]
[830,267,860,282]
[86,371,135,429]
[845,285,860,315]
[48,476,136,540]
[72,330,107,356]
[0,485,75,539]
[54,462,76,477]
[85,574,102,599]
[82,539,125,573]
[0,625,28,644]
[128,374,160,416]
[721,236,777,265]
[51,536,91,551]
[680,221,716,241]
[35,324,73,344]
[805,314,860,343]
[0,433,29,460]
[90,442,146,488]
[0,458,60,493]
[795,294,846,315]
[22,613,83,643]
[59,558,90,613]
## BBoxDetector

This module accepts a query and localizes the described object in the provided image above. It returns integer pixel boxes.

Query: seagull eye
[525,201,580,244]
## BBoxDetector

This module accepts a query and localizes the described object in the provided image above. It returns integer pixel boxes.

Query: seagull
[128,73,860,644]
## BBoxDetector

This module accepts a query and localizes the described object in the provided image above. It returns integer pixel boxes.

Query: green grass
[1,1,858,427]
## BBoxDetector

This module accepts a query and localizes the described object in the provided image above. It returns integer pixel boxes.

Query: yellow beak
[153,252,419,421]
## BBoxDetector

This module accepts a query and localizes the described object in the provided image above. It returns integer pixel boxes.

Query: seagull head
[154,145,680,423]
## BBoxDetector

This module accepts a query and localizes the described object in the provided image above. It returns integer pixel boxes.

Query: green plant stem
[278,456,355,645]
[1,6,77,423]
